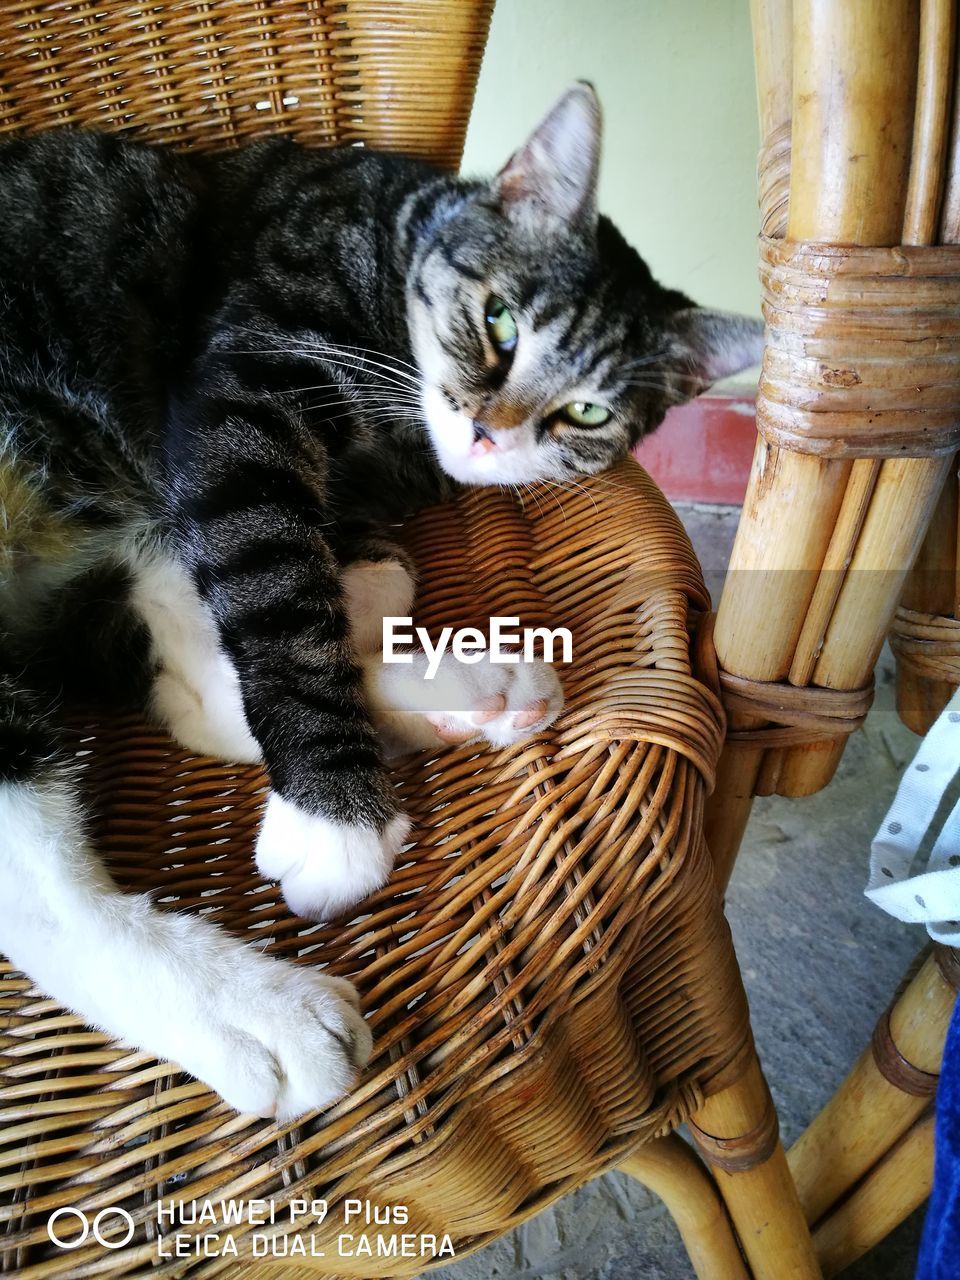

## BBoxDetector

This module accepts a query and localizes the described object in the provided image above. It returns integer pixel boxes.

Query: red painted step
[633,393,757,505]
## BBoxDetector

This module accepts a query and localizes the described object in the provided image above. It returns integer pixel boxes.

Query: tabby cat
[0,85,761,1119]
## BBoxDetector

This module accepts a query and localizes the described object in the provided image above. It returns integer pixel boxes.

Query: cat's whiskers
[304,402,425,434]
[552,475,600,516]
[619,348,671,372]
[286,357,418,398]
[300,392,424,421]
[315,340,422,379]
[315,351,424,393]
[574,471,636,498]
[622,371,705,392]
[527,479,569,523]
[291,381,421,402]
[225,344,424,398]
[511,482,547,521]
[232,326,423,379]
[282,339,425,391]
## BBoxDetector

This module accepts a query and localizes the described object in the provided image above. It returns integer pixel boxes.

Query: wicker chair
[0,4,822,1278]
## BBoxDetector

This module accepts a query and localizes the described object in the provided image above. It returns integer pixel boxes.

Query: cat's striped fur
[0,86,762,1117]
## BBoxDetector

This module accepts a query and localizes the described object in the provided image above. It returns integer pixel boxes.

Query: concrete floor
[438,501,929,1280]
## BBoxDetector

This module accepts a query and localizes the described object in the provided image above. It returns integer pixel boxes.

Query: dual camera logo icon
[47,1206,135,1250]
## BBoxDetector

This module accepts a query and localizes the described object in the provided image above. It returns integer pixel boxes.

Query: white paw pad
[427,659,564,749]
[255,793,410,920]
[197,964,372,1122]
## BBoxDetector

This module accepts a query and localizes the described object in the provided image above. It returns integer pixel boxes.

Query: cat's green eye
[562,401,611,427]
[484,296,518,355]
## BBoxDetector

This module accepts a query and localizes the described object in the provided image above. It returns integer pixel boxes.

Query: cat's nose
[471,422,497,455]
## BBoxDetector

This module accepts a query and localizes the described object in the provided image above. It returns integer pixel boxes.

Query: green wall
[462,0,761,317]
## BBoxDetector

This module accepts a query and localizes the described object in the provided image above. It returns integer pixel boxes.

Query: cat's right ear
[492,83,602,231]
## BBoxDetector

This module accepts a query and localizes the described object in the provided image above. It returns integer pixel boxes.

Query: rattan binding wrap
[871,1009,941,1098]
[0,463,750,1276]
[891,606,960,683]
[758,236,960,459]
[720,671,874,748]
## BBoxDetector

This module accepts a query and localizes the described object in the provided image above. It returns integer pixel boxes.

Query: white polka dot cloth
[866,687,960,947]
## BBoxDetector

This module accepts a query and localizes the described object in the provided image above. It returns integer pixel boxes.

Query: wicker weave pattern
[0,0,494,166]
[0,462,747,1277]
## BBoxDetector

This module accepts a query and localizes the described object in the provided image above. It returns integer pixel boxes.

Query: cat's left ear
[493,82,601,230]
[666,309,764,391]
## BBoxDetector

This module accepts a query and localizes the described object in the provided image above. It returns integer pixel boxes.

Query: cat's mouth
[421,386,545,487]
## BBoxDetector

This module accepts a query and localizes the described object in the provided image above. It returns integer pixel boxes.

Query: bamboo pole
[752,0,793,238]
[706,0,794,884]
[709,0,960,842]
[894,469,959,731]
[903,0,956,243]
[793,0,957,786]
[788,2,918,243]
[750,0,793,140]
[708,0,925,872]
[788,461,883,689]
[714,0,920,678]
[706,4,958,1266]
[690,1055,822,1279]
[776,451,954,794]
[811,459,954,695]
[749,0,924,791]
[787,952,953,1226]
[778,0,953,791]
[812,1114,935,1277]
[619,1135,750,1280]
[941,13,960,241]
[704,750,762,891]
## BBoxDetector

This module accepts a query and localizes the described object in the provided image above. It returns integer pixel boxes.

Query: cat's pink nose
[470,423,498,456]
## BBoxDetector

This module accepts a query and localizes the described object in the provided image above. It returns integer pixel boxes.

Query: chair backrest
[0,0,494,167]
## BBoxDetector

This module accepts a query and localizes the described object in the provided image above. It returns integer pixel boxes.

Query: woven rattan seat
[2,463,754,1276]
[0,4,824,1277]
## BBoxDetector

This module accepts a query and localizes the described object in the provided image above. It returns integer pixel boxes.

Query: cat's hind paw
[200,966,372,1121]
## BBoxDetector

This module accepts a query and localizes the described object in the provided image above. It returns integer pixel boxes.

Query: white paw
[151,660,262,763]
[424,657,564,749]
[189,961,372,1121]
[255,793,410,920]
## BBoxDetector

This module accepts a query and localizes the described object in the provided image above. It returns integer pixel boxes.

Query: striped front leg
[171,387,407,919]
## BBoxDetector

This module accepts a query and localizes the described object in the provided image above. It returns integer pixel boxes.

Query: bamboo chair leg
[689,1052,822,1280]
[704,749,762,893]
[618,1134,749,1280]
[788,950,957,1227]
[713,0,951,828]
[811,1112,935,1278]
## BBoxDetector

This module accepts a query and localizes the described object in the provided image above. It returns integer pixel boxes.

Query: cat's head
[407,83,762,487]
